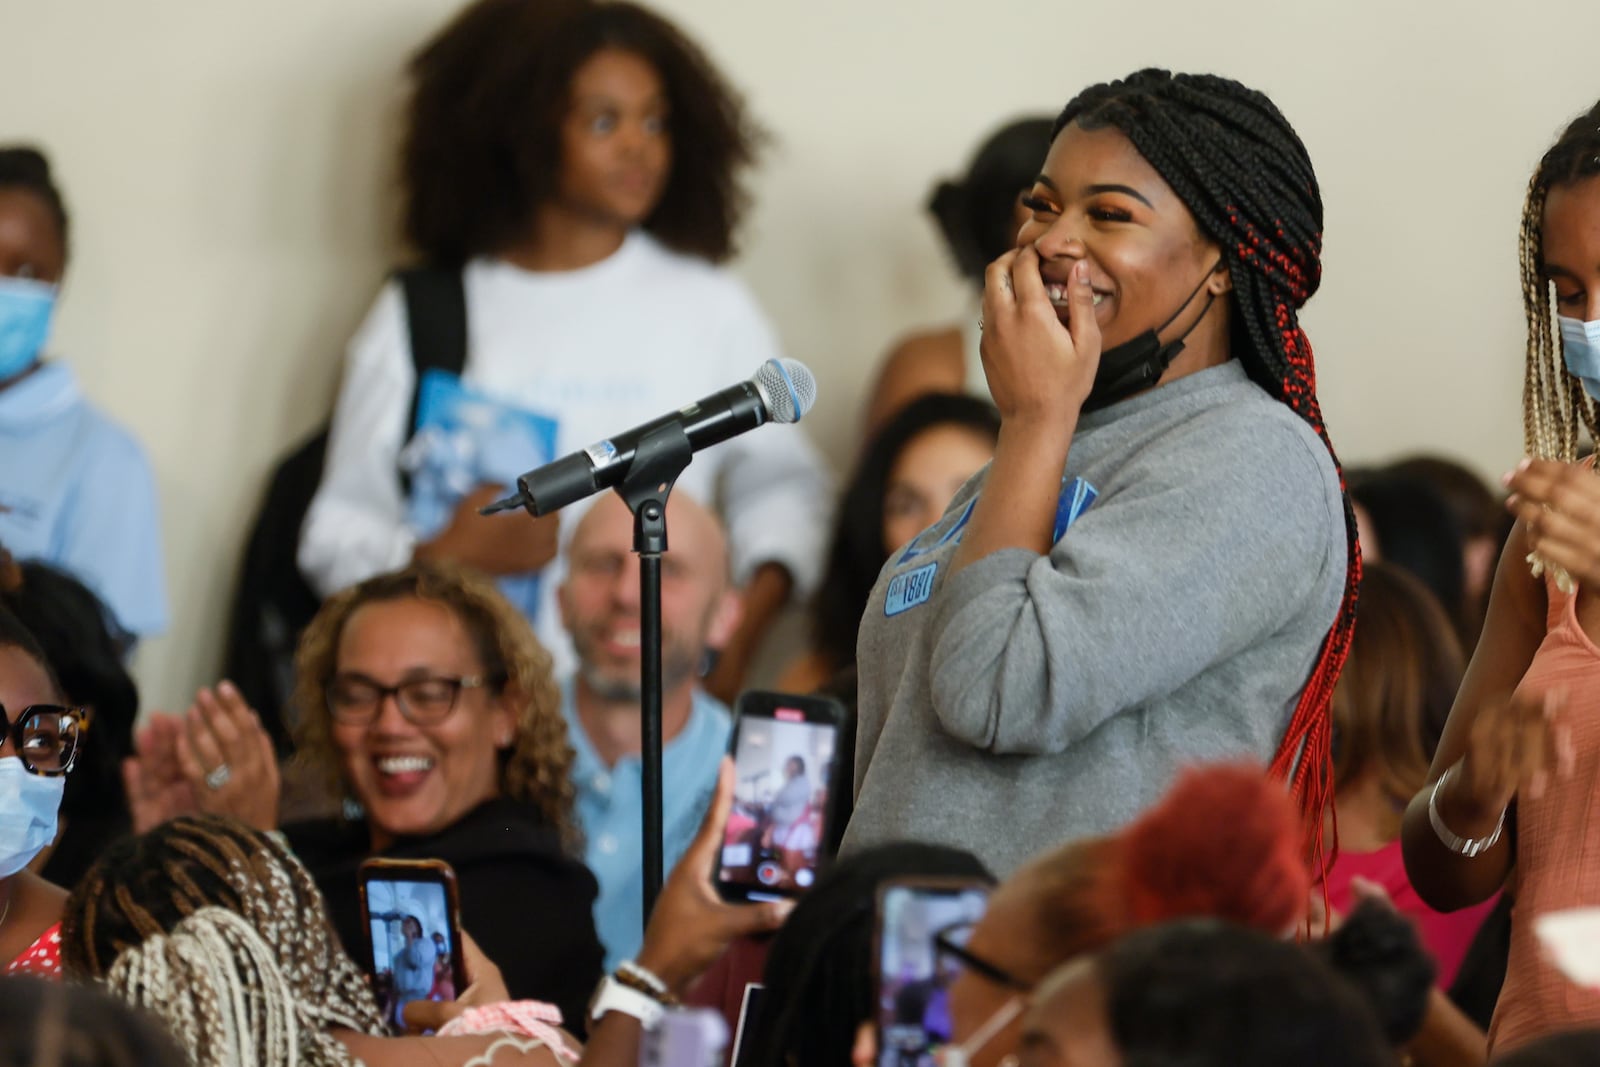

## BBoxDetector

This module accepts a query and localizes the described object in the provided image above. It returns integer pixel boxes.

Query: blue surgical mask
[0,757,64,878]
[1559,314,1600,401]
[0,275,57,382]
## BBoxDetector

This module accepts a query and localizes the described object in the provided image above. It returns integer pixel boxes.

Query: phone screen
[876,883,991,1067]
[717,707,839,900]
[362,876,460,1030]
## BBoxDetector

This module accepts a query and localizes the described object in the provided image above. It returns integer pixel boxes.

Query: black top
[285,796,603,1034]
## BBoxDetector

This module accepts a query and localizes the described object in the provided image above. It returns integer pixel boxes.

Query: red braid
[1262,310,1363,880]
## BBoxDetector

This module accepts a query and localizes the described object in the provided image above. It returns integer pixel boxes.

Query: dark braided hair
[1053,70,1360,869]
[62,815,386,1065]
[0,146,69,258]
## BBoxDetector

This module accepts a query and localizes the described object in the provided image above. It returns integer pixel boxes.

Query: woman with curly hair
[298,0,830,698]
[124,562,603,1030]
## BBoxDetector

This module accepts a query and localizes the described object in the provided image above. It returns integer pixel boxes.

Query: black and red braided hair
[1052,69,1360,872]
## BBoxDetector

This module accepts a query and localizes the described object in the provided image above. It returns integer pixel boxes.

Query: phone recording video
[358,859,465,1032]
[875,879,992,1067]
[716,691,844,902]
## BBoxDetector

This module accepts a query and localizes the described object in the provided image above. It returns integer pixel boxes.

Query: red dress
[5,922,62,979]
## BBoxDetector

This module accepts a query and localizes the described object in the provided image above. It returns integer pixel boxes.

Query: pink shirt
[1325,840,1498,989]
[1490,570,1600,1052]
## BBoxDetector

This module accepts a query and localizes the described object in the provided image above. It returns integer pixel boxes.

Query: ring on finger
[204,763,233,791]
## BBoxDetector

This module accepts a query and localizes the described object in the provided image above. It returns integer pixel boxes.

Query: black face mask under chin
[1081,263,1221,413]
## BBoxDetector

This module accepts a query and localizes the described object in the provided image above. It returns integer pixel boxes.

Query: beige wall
[2,0,1596,708]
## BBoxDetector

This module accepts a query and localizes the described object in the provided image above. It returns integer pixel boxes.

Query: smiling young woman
[844,70,1358,878]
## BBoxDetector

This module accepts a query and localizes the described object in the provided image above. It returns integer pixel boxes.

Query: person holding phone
[123,562,603,1031]
[845,69,1356,877]
[62,815,577,1067]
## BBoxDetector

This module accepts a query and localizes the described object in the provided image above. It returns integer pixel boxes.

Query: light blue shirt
[0,362,168,637]
[562,678,731,970]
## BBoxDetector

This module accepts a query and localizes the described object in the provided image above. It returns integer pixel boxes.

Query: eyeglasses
[325,674,499,726]
[0,702,87,777]
[934,922,1030,992]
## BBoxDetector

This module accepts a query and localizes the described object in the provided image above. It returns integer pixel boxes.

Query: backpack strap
[395,264,469,436]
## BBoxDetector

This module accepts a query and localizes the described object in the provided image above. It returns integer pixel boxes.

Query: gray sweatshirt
[841,362,1346,876]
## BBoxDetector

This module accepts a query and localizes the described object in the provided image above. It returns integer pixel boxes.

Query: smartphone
[357,858,467,1032]
[873,877,993,1067]
[714,690,847,903]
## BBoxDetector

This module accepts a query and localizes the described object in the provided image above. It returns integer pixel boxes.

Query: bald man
[558,491,742,968]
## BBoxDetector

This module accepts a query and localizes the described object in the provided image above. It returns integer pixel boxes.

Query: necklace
[0,885,11,930]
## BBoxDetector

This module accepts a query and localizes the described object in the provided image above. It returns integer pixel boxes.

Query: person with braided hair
[1402,99,1600,1052]
[61,814,575,1067]
[845,69,1355,877]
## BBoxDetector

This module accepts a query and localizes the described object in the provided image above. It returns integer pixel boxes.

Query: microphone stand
[613,421,695,924]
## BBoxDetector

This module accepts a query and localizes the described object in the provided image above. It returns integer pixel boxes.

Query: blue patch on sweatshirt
[897,497,978,566]
[1052,477,1099,544]
[884,562,939,617]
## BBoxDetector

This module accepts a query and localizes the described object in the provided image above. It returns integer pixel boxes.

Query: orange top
[1491,572,1600,1051]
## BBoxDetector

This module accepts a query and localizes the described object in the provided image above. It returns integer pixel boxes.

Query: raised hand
[635,757,793,994]
[978,249,1103,423]
[174,681,281,831]
[124,712,200,833]
[1505,458,1600,588]
[1436,689,1574,833]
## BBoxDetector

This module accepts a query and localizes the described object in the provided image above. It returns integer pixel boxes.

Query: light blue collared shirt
[561,677,731,969]
[0,362,168,637]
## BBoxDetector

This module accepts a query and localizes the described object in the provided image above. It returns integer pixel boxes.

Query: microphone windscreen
[754,358,817,423]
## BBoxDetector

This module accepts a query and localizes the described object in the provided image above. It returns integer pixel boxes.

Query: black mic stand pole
[614,421,695,924]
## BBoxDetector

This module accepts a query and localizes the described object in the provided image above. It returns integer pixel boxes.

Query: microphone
[481,358,817,518]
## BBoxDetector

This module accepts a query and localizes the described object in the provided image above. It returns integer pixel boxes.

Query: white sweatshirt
[298,232,833,670]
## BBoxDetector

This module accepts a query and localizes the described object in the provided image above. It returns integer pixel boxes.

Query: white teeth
[611,630,641,648]
[1046,285,1106,308]
[377,756,434,775]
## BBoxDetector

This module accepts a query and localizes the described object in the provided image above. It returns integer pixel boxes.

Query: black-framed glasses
[934,921,1030,992]
[0,702,87,777]
[325,674,499,726]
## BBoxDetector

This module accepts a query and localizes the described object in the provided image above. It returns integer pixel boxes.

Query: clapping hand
[124,681,280,833]
[1506,458,1600,588]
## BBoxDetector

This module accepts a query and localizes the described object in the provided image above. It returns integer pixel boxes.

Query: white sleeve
[297,282,418,597]
[711,283,835,597]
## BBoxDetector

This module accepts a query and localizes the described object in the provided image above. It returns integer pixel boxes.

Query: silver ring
[977,315,984,332]
[204,764,232,791]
